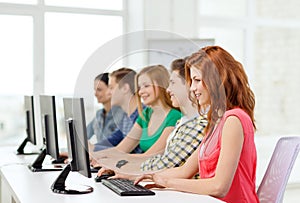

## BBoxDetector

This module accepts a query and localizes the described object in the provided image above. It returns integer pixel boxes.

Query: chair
[257,136,300,203]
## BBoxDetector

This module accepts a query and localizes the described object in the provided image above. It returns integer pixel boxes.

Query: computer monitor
[28,95,63,172]
[51,97,93,194]
[16,95,38,155]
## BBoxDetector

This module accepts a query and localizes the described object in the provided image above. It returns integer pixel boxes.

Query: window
[45,13,123,94]
[0,0,36,4]
[45,0,123,10]
[0,2,125,146]
[0,15,33,145]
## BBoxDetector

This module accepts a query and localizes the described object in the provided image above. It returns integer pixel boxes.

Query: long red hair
[185,46,256,133]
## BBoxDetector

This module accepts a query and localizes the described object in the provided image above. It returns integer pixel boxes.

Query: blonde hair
[135,65,174,116]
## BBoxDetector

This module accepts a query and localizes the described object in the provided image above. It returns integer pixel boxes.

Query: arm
[131,126,174,157]
[93,130,125,151]
[145,116,244,197]
[115,123,142,153]
[141,119,205,171]
[135,146,200,184]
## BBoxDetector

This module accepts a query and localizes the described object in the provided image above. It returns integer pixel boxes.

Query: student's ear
[121,83,130,93]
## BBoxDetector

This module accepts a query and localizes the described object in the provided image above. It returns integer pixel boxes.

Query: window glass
[0,0,36,4]
[44,12,123,95]
[0,15,33,145]
[198,0,246,17]
[0,15,33,95]
[45,0,123,10]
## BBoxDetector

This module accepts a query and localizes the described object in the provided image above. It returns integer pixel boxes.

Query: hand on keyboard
[134,174,166,189]
[102,179,155,196]
[95,173,115,182]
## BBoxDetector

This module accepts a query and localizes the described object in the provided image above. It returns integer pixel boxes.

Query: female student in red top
[135,46,259,203]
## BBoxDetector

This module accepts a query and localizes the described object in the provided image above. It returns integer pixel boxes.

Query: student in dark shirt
[92,68,143,153]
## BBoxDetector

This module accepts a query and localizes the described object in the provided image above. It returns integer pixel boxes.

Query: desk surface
[1,165,224,203]
[0,146,224,203]
[0,146,37,166]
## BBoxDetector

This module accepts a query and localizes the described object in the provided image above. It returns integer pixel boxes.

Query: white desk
[0,146,37,166]
[0,146,224,203]
[1,165,224,203]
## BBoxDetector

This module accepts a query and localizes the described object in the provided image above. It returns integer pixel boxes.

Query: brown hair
[135,65,174,116]
[110,67,136,94]
[170,58,186,83]
[185,46,256,133]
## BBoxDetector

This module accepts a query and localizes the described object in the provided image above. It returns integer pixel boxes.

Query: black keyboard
[101,179,155,196]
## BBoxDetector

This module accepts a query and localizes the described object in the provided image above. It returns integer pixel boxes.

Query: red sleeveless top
[198,108,259,203]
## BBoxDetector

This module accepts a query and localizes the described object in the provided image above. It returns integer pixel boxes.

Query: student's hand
[90,157,98,167]
[59,152,69,158]
[134,173,166,189]
[97,167,115,177]
[64,158,70,164]
[88,141,94,154]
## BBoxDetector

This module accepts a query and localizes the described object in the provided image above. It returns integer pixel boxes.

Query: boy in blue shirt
[86,73,125,147]
[92,68,143,153]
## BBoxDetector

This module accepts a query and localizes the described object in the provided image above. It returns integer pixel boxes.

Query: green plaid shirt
[140,115,207,171]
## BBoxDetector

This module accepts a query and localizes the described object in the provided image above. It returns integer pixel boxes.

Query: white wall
[128,0,300,138]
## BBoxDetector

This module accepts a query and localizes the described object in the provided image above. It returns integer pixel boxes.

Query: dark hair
[185,46,256,133]
[170,58,186,83]
[95,73,109,86]
[110,68,136,94]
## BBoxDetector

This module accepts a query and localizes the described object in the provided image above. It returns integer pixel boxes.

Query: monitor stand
[16,137,40,155]
[28,148,63,172]
[51,164,93,194]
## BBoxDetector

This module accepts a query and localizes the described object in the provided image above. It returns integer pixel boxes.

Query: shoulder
[180,115,207,131]
[111,105,123,113]
[195,115,208,125]
[140,106,151,116]
[95,108,104,116]
[136,107,152,125]
[110,105,126,116]
[168,108,182,117]
[224,108,251,122]
[223,108,254,132]
[164,109,182,125]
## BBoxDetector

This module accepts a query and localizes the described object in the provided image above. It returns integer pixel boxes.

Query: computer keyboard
[101,178,155,196]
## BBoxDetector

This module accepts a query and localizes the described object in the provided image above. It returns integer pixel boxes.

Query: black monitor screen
[16,96,37,154]
[63,97,91,178]
[25,95,36,145]
[50,97,92,194]
[28,95,63,172]
[40,95,60,161]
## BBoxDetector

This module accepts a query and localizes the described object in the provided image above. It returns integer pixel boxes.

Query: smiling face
[94,79,111,104]
[167,71,188,108]
[189,66,210,106]
[137,74,160,106]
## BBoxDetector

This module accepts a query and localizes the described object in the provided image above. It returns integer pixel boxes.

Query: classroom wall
[128,0,300,138]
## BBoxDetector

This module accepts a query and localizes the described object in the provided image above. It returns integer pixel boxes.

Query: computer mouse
[92,166,101,170]
[90,166,102,173]
[94,174,114,182]
[51,156,67,164]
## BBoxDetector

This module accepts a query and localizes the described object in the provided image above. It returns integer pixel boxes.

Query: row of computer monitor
[18,95,93,194]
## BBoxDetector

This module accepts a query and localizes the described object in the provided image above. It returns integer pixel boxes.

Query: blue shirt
[86,105,125,144]
[93,108,143,153]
